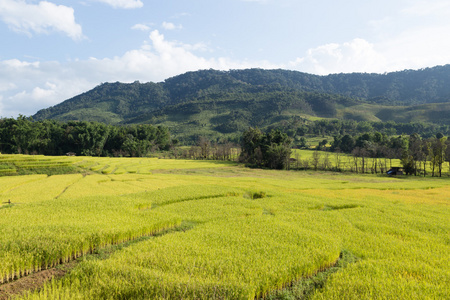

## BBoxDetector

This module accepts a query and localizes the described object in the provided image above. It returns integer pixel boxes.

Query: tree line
[330,132,449,176]
[2,116,449,176]
[272,118,450,147]
[182,128,450,177]
[167,128,292,170]
[0,116,173,157]
[167,137,239,161]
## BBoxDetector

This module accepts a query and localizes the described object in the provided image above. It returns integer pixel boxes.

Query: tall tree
[240,128,292,169]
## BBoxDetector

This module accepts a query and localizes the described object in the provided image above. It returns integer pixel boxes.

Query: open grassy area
[0,154,448,299]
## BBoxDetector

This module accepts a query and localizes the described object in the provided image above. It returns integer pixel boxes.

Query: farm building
[387,167,403,175]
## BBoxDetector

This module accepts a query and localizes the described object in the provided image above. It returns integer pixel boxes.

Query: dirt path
[0,262,76,300]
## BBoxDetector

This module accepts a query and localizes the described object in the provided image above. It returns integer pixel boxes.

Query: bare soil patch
[0,262,77,300]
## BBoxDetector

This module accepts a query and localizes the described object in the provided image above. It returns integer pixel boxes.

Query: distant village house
[387,167,403,175]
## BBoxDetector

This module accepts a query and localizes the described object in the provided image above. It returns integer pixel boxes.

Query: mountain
[33,66,450,141]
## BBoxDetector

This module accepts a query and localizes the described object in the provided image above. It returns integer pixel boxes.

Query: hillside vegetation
[33,66,450,141]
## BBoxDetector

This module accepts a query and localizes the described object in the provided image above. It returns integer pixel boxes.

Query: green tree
[262,129,292,169]
[240,127,264,166]
[240,128,292,169]
[426,137,446,177]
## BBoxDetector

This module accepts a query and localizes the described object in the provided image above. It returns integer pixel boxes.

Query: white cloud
[377,24,450,71]
[0,82,17,92]
[0,58,92,117]
[2,59,40,69]
[289,26,450,75]
[161,21,182,30]
[81,30,272,81]
[0,0,84,40]
[92,0,143,9]
[359,0,450,73]
[289,38,387,75]
[9,84,57,110]
[131,23,151,31]
[0,30,278,117]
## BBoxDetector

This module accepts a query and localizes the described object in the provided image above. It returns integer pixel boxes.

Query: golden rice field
[0,154,449,299]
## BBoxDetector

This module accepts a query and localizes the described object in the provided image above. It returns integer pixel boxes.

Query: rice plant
[0,154,447,299]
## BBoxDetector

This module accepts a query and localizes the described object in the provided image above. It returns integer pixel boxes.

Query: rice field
[0,155,77,176]
[0,154,448,299]
[74,157,238,175]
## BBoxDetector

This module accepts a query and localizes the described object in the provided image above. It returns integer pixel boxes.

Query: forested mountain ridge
[161,66,450,105]
[32,66,450,141]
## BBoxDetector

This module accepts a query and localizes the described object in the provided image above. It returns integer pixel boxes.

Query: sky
[1,0,450,117]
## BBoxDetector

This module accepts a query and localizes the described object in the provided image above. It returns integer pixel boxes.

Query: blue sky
[1,0,450,117]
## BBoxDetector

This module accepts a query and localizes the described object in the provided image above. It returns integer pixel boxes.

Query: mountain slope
[33,66,450,141]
